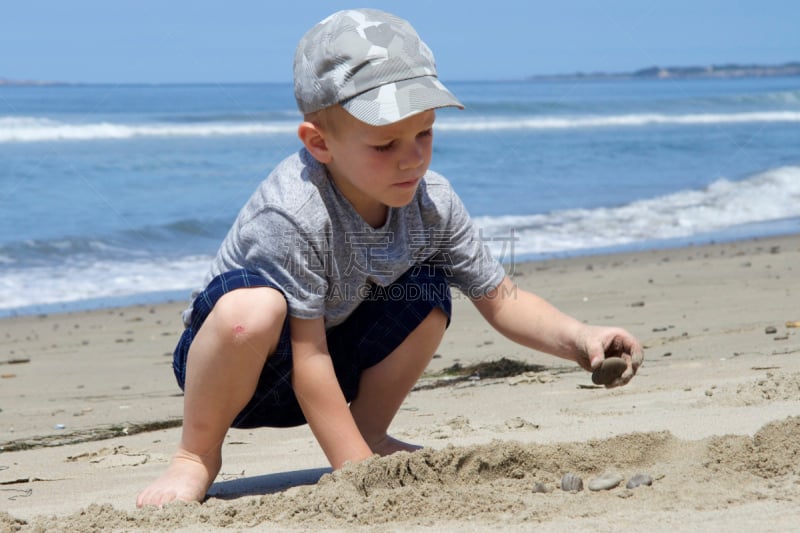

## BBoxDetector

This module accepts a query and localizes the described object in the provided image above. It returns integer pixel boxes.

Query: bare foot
[136,447,221,508]
[368,434,422,457]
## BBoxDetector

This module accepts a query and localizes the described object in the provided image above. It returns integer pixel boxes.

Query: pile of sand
[3,416,798,532]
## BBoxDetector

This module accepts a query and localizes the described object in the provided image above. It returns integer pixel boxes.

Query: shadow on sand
[207,467,331,500]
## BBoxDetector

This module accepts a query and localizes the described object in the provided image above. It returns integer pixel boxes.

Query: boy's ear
[298,122,332,164]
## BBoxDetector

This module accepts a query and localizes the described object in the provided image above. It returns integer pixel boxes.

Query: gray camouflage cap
[294,8,463,126]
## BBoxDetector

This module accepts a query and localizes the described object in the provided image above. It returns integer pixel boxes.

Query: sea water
[1,77,799,315]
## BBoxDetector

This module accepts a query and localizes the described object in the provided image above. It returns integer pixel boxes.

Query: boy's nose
[398,143,424,170]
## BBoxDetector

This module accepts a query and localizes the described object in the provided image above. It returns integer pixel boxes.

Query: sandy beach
[1,234,799,532]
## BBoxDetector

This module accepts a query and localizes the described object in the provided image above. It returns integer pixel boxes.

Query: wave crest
[475,166,800,257]
[0,116,297,143]
[3,110,800,143]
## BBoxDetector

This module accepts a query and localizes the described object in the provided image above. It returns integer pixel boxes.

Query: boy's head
[294,8,463,127]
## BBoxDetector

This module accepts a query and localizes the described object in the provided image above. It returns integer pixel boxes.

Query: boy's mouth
[393,177,421,189]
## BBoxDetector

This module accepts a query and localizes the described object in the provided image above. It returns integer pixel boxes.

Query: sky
[2,0,798,84]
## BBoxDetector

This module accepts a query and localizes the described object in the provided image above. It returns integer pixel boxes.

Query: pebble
[532,481,552,494]
[588,471,624,491]
[591,357,628,386]
[560,472,583,492]
[626,473,654,489]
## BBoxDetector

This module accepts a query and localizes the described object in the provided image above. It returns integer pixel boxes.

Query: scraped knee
[209,286,287,351]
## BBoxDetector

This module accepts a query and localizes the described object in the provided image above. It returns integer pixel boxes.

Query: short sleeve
[426,179,506,298]
[238,208,329,319]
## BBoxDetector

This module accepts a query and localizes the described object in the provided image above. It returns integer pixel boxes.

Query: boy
[137,8,644,508]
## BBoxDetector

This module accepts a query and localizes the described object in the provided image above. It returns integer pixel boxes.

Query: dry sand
[1,234,799,532]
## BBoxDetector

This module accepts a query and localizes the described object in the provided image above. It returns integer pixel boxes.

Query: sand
[1,234,799,532]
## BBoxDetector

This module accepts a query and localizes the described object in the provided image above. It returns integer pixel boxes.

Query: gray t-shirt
[184,148,505,329]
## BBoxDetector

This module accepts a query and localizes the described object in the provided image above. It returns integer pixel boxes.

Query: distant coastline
[3,62,800,86]
[528,62,800,81]
[0,77,66,87]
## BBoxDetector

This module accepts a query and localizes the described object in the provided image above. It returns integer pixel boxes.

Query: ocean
[1,77,799,316]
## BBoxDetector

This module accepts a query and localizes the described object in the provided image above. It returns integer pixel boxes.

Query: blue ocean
[1,77,799,316]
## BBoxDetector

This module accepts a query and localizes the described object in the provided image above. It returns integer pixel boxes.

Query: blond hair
[303,105,341,137]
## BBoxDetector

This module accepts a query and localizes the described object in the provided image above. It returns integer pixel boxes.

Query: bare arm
[290,316,374,469]
[471,276,644,385]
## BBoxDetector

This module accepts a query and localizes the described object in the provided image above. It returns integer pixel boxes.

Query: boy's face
[321,107,435,225]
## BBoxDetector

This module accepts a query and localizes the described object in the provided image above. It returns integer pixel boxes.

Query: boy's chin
[386,187,421,208]
[385,196,417,209]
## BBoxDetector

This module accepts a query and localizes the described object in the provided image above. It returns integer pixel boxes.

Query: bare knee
[205,287,287,352]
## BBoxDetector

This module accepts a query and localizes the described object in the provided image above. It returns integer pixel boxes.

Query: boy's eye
[373,141,394,152]
[371,128,432,152]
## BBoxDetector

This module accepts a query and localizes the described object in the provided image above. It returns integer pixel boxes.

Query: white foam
[473,166,800,257]
[436,111,800,132]
[0,255,210,311]
[0,116,297,143]
[3,110,800,143]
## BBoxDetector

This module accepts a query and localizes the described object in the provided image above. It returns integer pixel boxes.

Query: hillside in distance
[529,62,800,81]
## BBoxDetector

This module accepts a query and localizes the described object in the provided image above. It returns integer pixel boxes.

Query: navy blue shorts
[173,267,452,428]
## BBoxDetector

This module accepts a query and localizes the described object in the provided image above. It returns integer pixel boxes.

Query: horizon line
[3,60,799,87]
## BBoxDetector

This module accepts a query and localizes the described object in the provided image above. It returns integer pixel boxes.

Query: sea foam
[3,110,800,143]
[0,116,298,143]
[473,165,800,257]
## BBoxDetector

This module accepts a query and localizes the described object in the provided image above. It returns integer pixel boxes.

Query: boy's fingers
[630,345,645,368]
[585,329,644,379]
[620,353,635,382]
[600,334,645,388]
[588,344,605,370]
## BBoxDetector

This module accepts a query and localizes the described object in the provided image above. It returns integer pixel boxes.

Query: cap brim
[341,76,463,126]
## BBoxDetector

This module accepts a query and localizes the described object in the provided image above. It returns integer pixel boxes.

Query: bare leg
[136,287,286,507]
[350,308,447,456]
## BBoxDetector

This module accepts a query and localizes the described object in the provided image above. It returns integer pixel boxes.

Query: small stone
[625,473,654,489]
[505,417,525,429]
[591,357,628,386]
[560,472,583,492]
[532,481,552,494]
[588,471,624,491]
[765,326,777,334]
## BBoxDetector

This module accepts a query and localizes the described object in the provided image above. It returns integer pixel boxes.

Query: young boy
[137,8,644,507]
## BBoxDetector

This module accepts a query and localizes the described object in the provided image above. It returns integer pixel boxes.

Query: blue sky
[2,1,798,84]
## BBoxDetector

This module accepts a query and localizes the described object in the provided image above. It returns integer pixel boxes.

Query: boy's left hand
[575,326,644,387]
